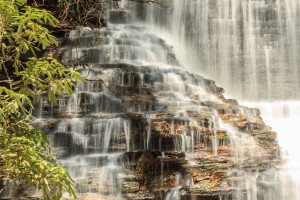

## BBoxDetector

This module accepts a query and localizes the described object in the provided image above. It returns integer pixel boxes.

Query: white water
[55,19,236,199]
[21,1,300,199]
[133,1,300,199]
[244,101,300,199]
[137,0,300,101]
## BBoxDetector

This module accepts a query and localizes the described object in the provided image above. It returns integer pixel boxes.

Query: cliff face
[33,2,280,200]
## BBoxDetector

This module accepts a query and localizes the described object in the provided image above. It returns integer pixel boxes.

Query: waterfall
[51,21,236,199]
[137,0,300,101]
[131,0,300,199]
[26,0,289,199]
[243,101,300,200]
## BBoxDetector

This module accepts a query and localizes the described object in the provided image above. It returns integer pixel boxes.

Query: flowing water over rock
[29,1,285,200]
[130,0,300,199]
[136,0,300,101]
[243,102,300,200]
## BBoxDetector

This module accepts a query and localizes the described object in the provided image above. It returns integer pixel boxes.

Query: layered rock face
[34,2,280,200]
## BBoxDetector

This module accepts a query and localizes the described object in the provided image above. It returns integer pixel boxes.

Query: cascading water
[132,0,300,199]
[27,1,283,200]
[57,22,237,198]
[243,101,300,200]
[138,0,300,101]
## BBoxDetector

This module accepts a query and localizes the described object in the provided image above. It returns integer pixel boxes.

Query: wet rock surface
[32,2,281,200]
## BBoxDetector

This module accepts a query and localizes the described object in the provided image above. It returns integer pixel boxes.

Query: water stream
[133,0,300,199]
[137,0,300,101]
[244,101,300,200]
[27,0,300,199]
[55,20,232,199]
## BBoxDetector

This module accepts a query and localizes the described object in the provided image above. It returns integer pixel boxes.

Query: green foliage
[0,0,83,199]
